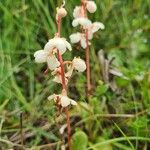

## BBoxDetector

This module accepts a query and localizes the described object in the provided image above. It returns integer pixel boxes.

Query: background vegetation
[0,0,150,149]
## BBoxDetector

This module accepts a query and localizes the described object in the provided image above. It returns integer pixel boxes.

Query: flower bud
[87,1,97,13]
[57,7,67,18]
[73,57,86,72]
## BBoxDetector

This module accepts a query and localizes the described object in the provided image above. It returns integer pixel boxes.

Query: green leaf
[96,84,109,96]
[72,130,88,150]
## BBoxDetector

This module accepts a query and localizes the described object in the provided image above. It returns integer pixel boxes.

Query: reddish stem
[57,50,67,90]
[57,16,72,150]
[65,107,72,150]
[85,29,91,95]
[82,0,91,96]
[44,68,49,75]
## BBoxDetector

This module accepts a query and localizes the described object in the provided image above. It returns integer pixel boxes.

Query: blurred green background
[0,0,150,149]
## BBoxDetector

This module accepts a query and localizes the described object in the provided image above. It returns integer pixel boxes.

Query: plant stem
[65,107,72,150]
[85,29,91,95]
[20,112,24,146]
[82,0,91,96]
[57,16,72,150]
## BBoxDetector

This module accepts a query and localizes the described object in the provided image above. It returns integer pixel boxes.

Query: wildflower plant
[34,1,86,150]
[70,0,105,95]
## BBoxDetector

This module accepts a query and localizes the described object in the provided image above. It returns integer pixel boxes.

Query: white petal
[73,57,86,72]
[65,66,74,78]
[54,38,66,54]
[72,18,92,28]
[70,100,77,105]
[79,18,92,28]
[69,33,81,43]
[59,124,67,134]
[48,94,55,101]
[92,22,105,33]
[88,30,93,40]
[64,40,72,51]
[53,75,62,83]
[60,96,71,107]
[87,1,97,13]
[47,55,60,70]
[80,36,87,49]
[73,6,83,18]
[44,39,54,51]
[72,19,79,27]
[34,50,48,63]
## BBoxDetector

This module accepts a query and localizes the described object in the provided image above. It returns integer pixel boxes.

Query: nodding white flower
[72,18,92,28]
[34,50,60,70]
[61,96,77,107]
[91,22,105,31]
[73,6,84,18]
[73,57,86,72]
[86,1,97,13]
[88,22,105,40]
[69,32,81,43]
[45,38,72,55]
[70,32,89,49]
[56,7,67,19]
[65,57,86,78]
[48,94,77,107]
[47,55,60,70]
[34,50,49,63]
[34,37,72,70]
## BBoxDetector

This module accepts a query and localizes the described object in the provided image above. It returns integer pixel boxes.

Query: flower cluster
[34,6,86,108]
[48,93,77,108]
[70,0,105,49]
[34,37,71,70]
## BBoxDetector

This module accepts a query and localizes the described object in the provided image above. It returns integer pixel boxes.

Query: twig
[36,141,62,149]
[20,112,24,146]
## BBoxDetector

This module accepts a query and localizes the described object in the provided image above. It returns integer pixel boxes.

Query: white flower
[34,37,72,70]
[73,6,84,18]
[70,22,104,48]
[73,57,86,72]
[34,50,49,63]
[70,33,88,49]
[45,38,72,55]
[56,7,67,19]
[47,55,60,70]
[88,22,105,40]
[69,32,81,43]
[72,18,92,28]
[87,1,97,13]
[61,96,77,107]
[34,50,60,70]
[48,94,77,107]
[80,35,87,48]
[92,22,105,31]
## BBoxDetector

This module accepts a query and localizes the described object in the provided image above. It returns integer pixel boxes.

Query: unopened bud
[57,7,67,18]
